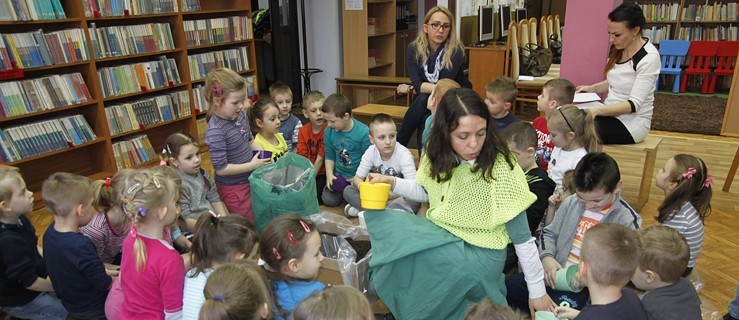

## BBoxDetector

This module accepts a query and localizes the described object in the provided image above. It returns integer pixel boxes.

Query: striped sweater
[662,201,704,268]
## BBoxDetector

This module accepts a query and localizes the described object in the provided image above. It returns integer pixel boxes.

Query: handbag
[520,43,553,77]
[550,34,563,64]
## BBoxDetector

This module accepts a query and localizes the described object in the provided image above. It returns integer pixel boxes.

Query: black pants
[315,174,327,205]
[506,272,590,311]
[398,93,431,147]
[595,116,636,145]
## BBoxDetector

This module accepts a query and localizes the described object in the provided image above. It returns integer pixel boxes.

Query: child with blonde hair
[655,154,712,276]
[297,91,327,203]
[182,213,258,320]
[164,132,229,232]
[200,261,273,320]
[546,104,599,187]
[42,172,113,320]
[250,98,288,161]
[260,214,325,319]
[292,285,373,320]
[80,169,135,266]
[534,78,576,170]
[204,68,272,222]
[270,81,303,153]
[0,168,66,320]
[465,299,528,320]
[119,168,185,319]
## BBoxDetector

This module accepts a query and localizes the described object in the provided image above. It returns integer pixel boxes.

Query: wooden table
[336,76,411,108]
[352,104,408,125]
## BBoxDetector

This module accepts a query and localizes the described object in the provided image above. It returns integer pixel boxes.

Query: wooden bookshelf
[631,0,739,43]
[0,0,259,209]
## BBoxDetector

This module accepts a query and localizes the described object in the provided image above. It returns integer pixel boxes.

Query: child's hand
[105,268,120,277]
[249,154,273,168]
[554,306,580,319]
[541,256,563,289]
[366,173,394,185]
[575,85,593,93]
[326,173,336,191]
[529,294,557,316]
[548,192,562,208]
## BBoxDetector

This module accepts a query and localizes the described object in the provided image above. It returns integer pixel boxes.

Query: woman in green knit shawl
[364,88,555,319]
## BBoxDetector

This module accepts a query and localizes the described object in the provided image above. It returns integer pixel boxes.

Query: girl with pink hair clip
[654,154,713,276]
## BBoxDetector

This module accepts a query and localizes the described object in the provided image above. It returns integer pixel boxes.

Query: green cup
[554,264,583,292]
[535,311,563,320]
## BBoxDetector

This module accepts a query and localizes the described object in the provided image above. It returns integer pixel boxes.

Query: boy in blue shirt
[43,172,114,320]
[321,93,371,207]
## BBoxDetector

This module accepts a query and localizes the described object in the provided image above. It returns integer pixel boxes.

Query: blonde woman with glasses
[396,6,472,147]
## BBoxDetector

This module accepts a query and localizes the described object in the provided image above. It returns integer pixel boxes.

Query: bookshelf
[0,0,258,209]
[633,0,739,43]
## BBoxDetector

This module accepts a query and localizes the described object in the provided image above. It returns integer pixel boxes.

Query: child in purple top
[204,68,272,223]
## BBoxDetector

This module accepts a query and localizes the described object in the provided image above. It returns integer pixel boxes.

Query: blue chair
[656,40,690,93]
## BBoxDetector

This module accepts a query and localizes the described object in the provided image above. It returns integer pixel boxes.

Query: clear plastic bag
[700,295,722,320]
[309,212,369,240]
[688,268,705,293]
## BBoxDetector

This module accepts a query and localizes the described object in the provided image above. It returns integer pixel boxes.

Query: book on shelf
[179,0,200,12]
[682,3,739,22]
[644,25,672,44]
[111,134,156,170]
[97,55,181,98]
[678,25,738,41]
[0,72,92,118]
[196,117,206,144]
[105,90,191,135]
[83,0,179,18]
[368,17,380,35]
[0,28,89,70]
[183,16,252,47]
[0,114,96,162]
[88,23,175,59]
[640,3,680,22]
[188,46,250,81]
[0,0,67,21]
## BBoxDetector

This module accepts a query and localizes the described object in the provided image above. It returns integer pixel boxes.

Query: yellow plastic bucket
[359,182,391,210]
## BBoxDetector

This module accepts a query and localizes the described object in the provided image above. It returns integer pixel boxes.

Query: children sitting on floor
[292,285,373,320]
[632,225,702,320]
[554,223,647,320]
[484,76,519,131]
[297,91,328,204]
[250,98,289,161]
[42,172,113,320]
[320,93,371,207]
[506,152,642,312]
[534,79,576,170]
[343,113,418,216]
[200,261,273,320]
[270,81,303,153]
[546,104,599,188]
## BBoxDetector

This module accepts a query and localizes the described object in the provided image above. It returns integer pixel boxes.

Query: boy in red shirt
[534,79,575,170]
[297,91,328,203]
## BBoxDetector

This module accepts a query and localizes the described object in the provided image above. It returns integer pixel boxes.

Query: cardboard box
[312,213,371,292]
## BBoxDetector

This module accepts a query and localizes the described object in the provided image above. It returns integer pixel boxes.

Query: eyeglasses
[429,23,451,31]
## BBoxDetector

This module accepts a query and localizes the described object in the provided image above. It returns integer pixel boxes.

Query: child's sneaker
[344,204,360,217]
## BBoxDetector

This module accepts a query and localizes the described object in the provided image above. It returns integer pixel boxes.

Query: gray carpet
[650,93,726,135]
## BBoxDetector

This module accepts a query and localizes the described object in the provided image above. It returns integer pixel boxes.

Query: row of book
[183,16,252,47]
[196,117,206,144]
[192,75,255,113]
[83,0,179,18]
[683,3,739,22]
[677,25,739,41]
[188,46,250,81]
[0,72,92,119]
[0,0,66,21]
[105,90,191,135]
[88,23,175,59]
[0,28,89,70]
[644,25,673,44]
[179,0,200,12]
[641,3,680,22]
[0,115,96,163]
[112,134,157,170]
[97,55,181,98]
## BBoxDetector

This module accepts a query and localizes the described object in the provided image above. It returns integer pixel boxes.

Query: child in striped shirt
[654,154,712,277]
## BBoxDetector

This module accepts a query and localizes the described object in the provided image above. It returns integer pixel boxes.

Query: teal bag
[249,153,319,232]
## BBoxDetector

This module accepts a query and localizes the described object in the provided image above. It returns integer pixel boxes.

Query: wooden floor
[27,128,739,315]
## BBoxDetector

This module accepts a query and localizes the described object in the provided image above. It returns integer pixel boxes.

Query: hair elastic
[704,173,714,188]
[137,207,147,217]
[272,247,282,260]
[104,177,112,188]
[212,80,223,96]
[682,167,697,180]
[159,148,168,166]
[212,295,224,302]
[130,225,138,238]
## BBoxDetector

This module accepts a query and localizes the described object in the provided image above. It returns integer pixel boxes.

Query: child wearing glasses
[546,105,599,188]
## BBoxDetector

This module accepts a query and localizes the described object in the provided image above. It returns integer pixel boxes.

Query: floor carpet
[651,93,727,135]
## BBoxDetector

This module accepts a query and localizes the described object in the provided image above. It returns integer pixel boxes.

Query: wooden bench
[352,104,408,126]
[603,136,663,212]
[336,76,412,107]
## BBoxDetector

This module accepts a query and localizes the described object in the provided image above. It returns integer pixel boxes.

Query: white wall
[298,0,342,95]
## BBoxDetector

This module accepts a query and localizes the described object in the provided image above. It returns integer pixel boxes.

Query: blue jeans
[730,285,739,318]
[2,292,67,320]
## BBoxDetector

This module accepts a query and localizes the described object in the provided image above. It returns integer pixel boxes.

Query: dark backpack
[520,43,553,77]
[550,34,563,64]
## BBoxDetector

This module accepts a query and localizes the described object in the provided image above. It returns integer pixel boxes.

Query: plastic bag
[700,295,722,320]
[309,212,369,240]
[249,153,319,232]
[688,268,705,293]
[319,233,372,295]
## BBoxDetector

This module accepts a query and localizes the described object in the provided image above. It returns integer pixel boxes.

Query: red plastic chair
[680,41,720,94]
[708,41,739,93]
